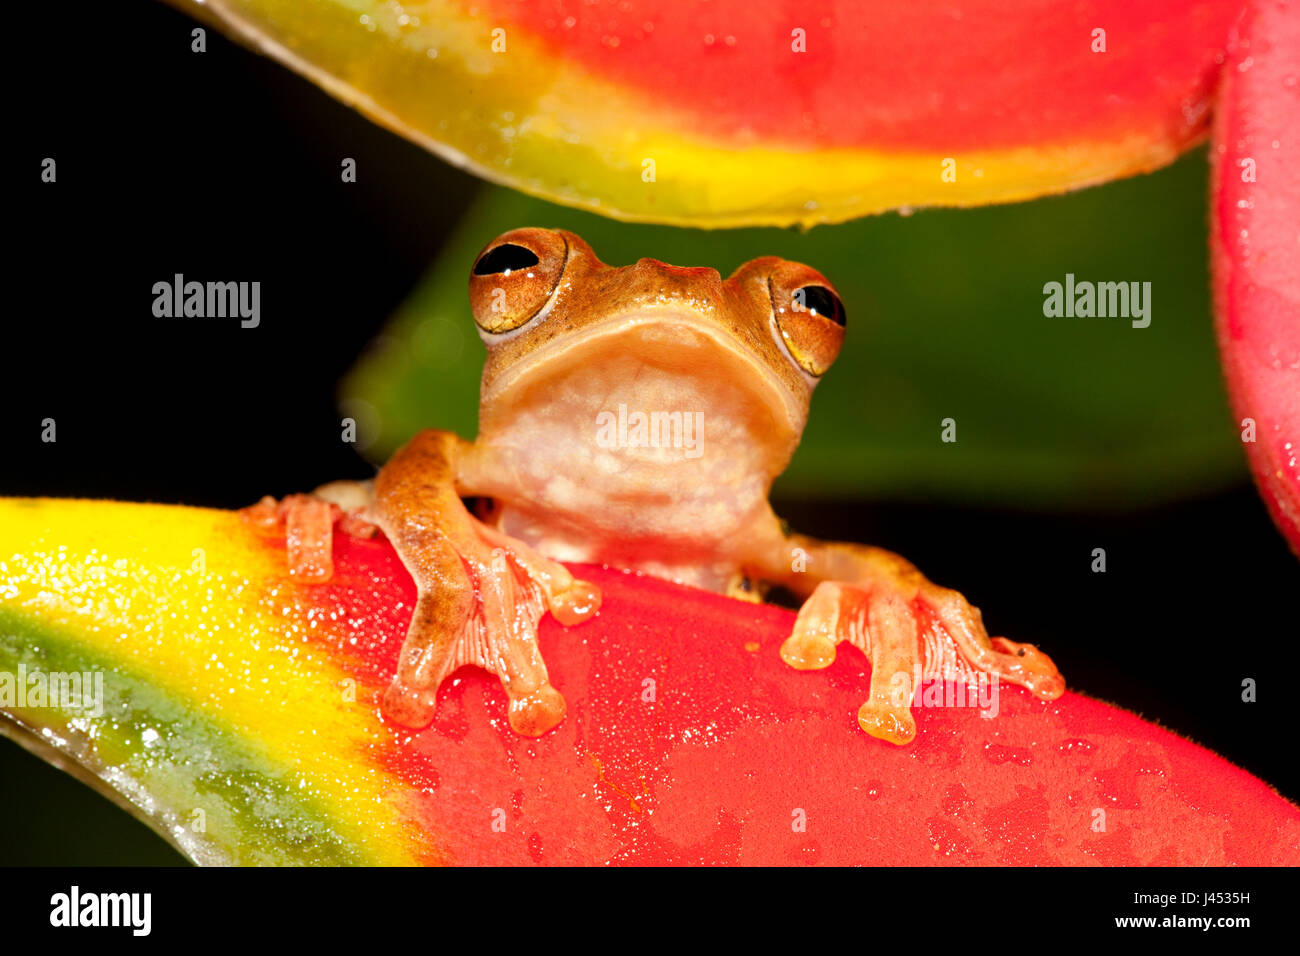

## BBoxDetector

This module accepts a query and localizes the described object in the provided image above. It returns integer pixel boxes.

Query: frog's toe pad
[549,579,602,626]
[507,685,567,736]
[857,697,917,746]
[780,582,843,670]
[381,678,440,730]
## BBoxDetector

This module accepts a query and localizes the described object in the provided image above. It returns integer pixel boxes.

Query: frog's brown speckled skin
[250,228,1065,743]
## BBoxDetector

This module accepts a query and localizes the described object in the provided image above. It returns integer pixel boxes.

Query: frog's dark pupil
[798,285,846,326]
[474,243,540,276]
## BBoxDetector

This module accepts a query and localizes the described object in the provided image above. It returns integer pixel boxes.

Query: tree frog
[244,228,1065,744]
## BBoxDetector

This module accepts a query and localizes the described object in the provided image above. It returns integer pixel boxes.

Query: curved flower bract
[168,0,1239,227]
[2,499,1297,865]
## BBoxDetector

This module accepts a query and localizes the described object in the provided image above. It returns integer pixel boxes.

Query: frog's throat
[477,310,808,471]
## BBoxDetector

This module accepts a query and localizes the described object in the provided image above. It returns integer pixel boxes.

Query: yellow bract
[0,499,432,865]
[167,0,1198,227]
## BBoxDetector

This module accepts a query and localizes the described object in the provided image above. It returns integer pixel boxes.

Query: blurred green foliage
[0,737,187,864]
[342,149,1243,508]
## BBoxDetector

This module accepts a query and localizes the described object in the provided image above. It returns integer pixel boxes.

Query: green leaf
[341,150,1241,507]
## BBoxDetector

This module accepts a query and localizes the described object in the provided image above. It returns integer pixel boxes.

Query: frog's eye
[769,270,847,377]
[469,228,567,334]
[473,243,539,276]
[793,286,846,328]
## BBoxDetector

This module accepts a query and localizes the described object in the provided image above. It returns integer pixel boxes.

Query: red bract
[1212,0,1300,557]
[2,501,1295,865]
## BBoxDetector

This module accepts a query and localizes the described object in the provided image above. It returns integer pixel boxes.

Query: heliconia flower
[169,0,1240,228]
[1210,0,1300,558]
[2,498,1296,865]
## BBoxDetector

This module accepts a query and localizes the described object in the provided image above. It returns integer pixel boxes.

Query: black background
[2,2,1297,865]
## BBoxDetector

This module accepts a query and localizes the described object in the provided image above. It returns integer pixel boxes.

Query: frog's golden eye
[473,243,539,276]
[768,267,847,377]
[469,228,567,334]
[792,285,846,328]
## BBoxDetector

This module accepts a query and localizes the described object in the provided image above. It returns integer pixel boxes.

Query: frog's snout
[633,258,723,294]
[634,258,720,280]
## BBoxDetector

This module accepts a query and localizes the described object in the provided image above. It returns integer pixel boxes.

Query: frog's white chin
[468,312,805,556]
[479,310,807,465]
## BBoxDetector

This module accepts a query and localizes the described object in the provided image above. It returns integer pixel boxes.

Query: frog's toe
[857,698,917,746]
[240,490,379,583]
[926,587,1066,700]
[240,493,339,583]
[990,639,1066,699]
[784,581,922,744]
[381,676,440,729]
[380,519,597,736]
[381,581,477,730]
[779,581,845,670]
[507,684,567,737]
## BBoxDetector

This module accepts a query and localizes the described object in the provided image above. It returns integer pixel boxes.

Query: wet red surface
[314,530,1300,865]
[477,0,1238,151]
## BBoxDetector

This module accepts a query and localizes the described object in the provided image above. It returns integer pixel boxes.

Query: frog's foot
[780,575,1064,745]
[240,488,378,584]
[381,517,601,737]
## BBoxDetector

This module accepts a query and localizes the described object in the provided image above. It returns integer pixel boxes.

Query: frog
[243,228,1065,744]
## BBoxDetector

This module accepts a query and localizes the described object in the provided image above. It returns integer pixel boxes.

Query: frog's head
[467,227,846,479]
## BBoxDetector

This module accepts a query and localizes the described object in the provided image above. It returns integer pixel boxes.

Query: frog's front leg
[370,430,600,736]
[241,431,600,736]
[750,529,1064,744]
